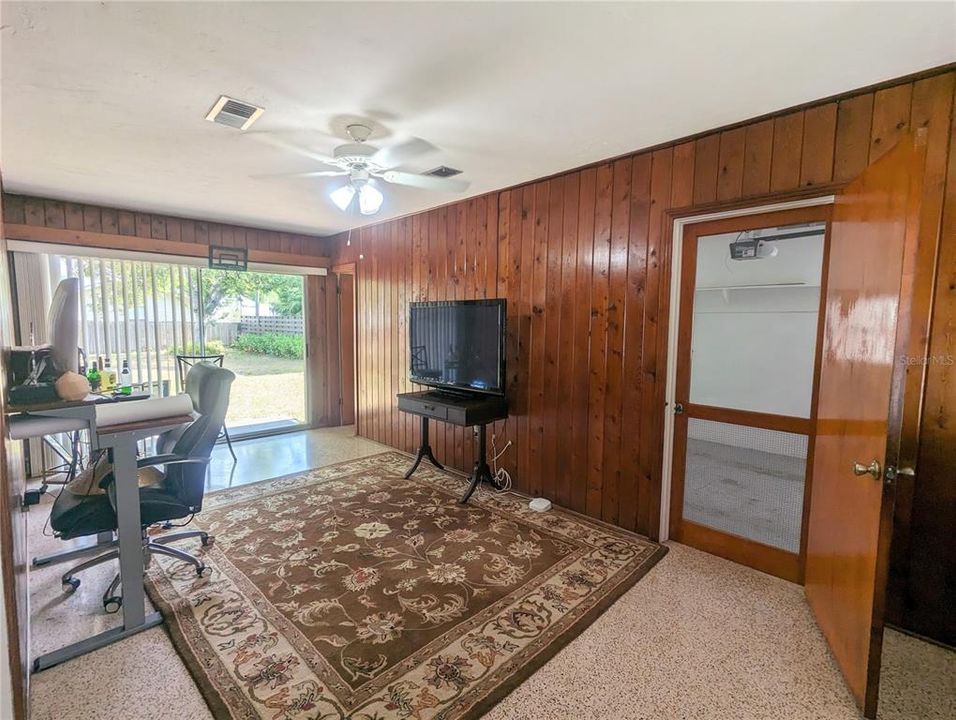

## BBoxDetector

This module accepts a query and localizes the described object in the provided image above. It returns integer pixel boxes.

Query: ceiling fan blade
[252,169,347,180]
[247,133,339,167]
[381,170,470,192]
[370,137,436,169]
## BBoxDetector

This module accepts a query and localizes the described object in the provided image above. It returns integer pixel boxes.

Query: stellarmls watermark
[898,354,955,366]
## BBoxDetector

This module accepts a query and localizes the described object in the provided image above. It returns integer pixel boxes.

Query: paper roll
[95,394,195,428]
[8,415,88,440]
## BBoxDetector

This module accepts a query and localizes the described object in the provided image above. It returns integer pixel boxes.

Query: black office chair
[175,354,236,462]
[50,363,235,613]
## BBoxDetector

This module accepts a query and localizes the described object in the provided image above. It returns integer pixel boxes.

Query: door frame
[333,262,357,429]
[659,195,835,543]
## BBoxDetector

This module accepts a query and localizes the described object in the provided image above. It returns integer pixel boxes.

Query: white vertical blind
[48,254,204,395]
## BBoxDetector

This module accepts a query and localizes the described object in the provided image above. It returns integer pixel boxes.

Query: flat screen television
[409,299,506,396]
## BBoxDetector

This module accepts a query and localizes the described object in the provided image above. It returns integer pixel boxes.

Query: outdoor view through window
[44,254,307,437]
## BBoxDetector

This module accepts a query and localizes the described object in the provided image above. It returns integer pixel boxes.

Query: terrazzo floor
[27,427,955,720]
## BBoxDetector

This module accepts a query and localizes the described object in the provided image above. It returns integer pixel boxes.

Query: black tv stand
[397,390,509,503]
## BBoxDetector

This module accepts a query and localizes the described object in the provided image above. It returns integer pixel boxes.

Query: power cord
[490,433,513,494]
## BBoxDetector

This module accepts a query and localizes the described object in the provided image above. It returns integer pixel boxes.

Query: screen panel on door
[683,418,808,553]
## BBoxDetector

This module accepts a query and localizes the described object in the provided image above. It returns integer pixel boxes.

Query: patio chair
[175,354,237,462]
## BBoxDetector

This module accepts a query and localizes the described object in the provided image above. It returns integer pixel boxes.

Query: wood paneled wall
[330,68,956,544]
[1,194,330,263]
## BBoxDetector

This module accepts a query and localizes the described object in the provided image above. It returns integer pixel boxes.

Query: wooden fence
[239,315,303,334]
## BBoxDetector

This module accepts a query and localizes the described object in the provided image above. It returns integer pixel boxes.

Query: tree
[270,275,304,317]
[200,270,302,319]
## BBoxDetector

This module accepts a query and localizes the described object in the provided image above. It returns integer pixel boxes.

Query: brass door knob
[852,460,882,479]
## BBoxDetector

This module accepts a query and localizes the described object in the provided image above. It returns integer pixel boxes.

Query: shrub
[232,332,304,359]
[167,340,226,357]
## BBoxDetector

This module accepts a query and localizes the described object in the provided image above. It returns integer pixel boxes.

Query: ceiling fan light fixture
[358,182,384,216]
[330,183,356,211]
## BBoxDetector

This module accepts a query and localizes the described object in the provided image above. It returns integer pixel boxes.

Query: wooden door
[338,272,356,426]
[669,206,831,583]
[805,131,926,718]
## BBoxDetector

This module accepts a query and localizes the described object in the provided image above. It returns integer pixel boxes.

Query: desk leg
[111,440,146,627]
[461,424,494,504]
[32,438,162,673]
[404,416,445,479]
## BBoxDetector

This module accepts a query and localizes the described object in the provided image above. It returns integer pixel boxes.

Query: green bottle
[119,360,132,396]
[86,361,101,392]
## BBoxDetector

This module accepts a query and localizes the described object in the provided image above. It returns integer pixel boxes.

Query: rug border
[148,451,669,720]
[457,542,668,720]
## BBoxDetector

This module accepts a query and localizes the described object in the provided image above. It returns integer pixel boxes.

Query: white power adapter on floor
[528,497,552,512]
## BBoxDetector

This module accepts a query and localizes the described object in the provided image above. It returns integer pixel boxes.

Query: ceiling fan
[254,124,470,216]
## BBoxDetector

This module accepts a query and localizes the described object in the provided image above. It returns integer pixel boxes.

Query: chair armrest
[136,454,211,469]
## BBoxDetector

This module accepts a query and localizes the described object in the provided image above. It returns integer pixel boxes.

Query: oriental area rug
[145,451,666,720]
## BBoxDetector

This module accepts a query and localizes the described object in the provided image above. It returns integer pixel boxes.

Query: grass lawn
[221,348,306,425]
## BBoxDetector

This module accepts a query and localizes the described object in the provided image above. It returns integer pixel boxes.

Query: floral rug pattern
[146,452,665,720]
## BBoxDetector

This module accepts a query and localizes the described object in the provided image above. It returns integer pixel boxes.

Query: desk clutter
[3,279,239,672]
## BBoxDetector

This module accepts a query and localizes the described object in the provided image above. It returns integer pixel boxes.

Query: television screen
[409,299,506,395]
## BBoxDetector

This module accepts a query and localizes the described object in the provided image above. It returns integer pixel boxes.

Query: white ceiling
[1,2,953,237]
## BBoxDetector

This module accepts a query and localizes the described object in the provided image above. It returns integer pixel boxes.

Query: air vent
[204,95,264,130]
[425,165,462,178]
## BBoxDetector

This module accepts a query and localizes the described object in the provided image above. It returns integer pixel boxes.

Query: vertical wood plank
[800,103,838,187]
[619,153,652,531]
[571,170,596,514]
[639,147,672,536]
[541,176,565,505]
[515,186,534,493]
[150,215,167,240]
[716,127,746,201]
[2,194,25,224]
[64,203,84,231]
[670,141,695,208]
[44,200,65,229]
[555,173,580,510]
[870,83,914,162]
[118,211,136,236]
[692,134,720,205]
[833,93,875,182]
[742,119,774,197]
[135,213,152,239]
[81,205,102,233]
[586,164,613,517]
[770,111,804,192]
[526,181,549,497]
[23,198,44,226]
[601,157,632,525]
[100,209,118,234]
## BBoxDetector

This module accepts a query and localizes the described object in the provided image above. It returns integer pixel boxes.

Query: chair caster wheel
[200,534,214,547]
[197,565,212,578]
[62,578,80,594]
[103,596,122,614]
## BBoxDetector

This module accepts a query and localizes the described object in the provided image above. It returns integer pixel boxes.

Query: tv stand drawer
[398,391,508,427]
[400,396,448,420]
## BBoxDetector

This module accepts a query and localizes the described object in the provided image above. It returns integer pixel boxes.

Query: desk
[6,394,191,671]
[397,391,508,503]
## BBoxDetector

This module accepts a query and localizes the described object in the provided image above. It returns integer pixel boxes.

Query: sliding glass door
[201,269,307,436]
[36,253,309,439]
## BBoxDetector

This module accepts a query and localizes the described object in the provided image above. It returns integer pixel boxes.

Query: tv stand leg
[461,424,493,504]
[404,416,444,479]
